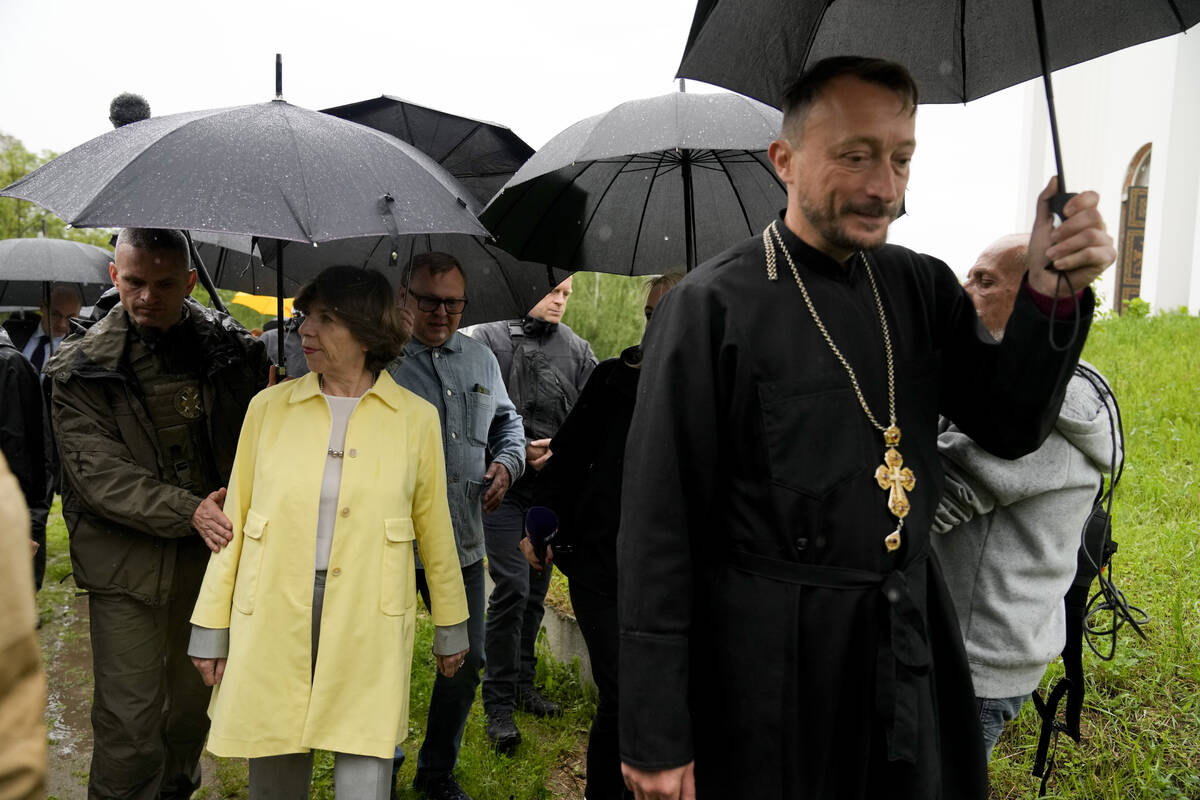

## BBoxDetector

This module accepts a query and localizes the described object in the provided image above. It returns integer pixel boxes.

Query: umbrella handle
[1050,191,1077,223]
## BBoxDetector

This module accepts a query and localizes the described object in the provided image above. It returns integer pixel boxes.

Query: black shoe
[517,686,562,717]
[413,770,473,800]
[485,711,522,754]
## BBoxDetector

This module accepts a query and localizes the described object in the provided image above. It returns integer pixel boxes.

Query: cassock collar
[773,211,863,285]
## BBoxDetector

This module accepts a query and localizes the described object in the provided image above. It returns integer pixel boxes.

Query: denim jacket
[387,331,525,567]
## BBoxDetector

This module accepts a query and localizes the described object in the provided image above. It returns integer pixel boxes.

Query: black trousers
[569,580,633,800]
[86,543,211,800]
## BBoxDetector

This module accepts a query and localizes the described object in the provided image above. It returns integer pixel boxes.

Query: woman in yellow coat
[189,267,468,799]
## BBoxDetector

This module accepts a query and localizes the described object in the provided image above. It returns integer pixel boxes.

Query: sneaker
[485,711,521,755]
[413,770,473,800]
[517,686,562,718]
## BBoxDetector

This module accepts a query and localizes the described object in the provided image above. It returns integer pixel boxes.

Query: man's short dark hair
[408,251,467,290]
[781,56,919,140]
[115,228,191,270]
[109,93,151,128]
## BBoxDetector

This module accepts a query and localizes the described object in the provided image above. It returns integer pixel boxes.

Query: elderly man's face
[770,76,916,262]
[965,248,1024,340]
[109,245,196,332]
[529,276,573,324]
[43,290,82,338]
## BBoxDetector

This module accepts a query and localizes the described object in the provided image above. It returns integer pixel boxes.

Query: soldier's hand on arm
[190,656,226,686]
[1026,177,1116,298]
[526,438,552,471]
[482,462,511,512]
[192,488,233,552]
[622,762,696,800]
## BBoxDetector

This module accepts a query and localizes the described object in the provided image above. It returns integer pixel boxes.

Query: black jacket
[0,327,50,588]
[533,346,641,596]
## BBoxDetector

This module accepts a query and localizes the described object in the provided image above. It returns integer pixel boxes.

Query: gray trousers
[248,571,391,800]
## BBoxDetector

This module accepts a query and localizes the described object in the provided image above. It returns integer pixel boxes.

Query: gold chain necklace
[763,221,914,552]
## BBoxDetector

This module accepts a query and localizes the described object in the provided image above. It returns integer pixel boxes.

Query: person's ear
[185,268,198,296]
[109,262,118,287]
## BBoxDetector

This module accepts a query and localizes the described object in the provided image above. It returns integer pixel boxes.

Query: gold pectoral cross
[874,425,915,552]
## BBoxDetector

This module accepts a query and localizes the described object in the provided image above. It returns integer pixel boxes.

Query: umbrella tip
[679,78,687,93]
[275,53,283,100]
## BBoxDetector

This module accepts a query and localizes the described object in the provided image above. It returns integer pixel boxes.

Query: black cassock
[617,220,1091,798]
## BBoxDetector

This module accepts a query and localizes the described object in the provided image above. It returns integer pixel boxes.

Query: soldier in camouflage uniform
[45,228,269,800]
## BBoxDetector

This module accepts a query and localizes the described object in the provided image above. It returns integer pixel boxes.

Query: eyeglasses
[408,291,468,315]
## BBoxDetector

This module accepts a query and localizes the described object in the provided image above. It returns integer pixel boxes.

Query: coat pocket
[466,391,494,447]
[757,381,871,498]
[233,509,268,614]
[381,517,416,616]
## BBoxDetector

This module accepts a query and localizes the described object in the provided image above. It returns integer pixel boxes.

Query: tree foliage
[1,132,113,248]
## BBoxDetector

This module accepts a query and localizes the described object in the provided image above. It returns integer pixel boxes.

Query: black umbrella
[482,88,785,274]
[321,95,535,210]
[191,231,560,327]
[676,0,1200,212]
[0,237,113,307]
[0,100,486,243]
[1,86,488,371]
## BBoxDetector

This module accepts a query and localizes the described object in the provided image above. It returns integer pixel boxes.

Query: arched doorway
[1115,144,1152,314]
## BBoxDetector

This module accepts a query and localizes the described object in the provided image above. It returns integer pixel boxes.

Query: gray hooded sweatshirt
[931,362,1120,698]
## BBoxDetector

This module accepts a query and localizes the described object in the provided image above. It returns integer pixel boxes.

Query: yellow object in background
[231,292,293,318]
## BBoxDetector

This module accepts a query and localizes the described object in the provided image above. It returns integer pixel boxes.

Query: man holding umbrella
[45,228,269,799]
[617,57,1115,799]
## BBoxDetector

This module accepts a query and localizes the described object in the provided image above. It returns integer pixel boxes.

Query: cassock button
[340,507,350,518]
[794,537,808,551]
[331,567,342,577]
[348,449,357,458]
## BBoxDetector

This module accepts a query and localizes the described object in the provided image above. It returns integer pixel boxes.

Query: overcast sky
[0,0,1156,275]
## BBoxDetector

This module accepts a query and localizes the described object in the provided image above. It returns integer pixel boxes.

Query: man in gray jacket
[388,252,526,800]
[931,235,1122,760]
[472,275,595,752]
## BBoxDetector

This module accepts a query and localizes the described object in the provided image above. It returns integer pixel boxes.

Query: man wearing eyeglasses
[386,251,526,800]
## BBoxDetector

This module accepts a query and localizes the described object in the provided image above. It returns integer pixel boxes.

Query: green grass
[986,309,1200,799]
[560,272,650,362]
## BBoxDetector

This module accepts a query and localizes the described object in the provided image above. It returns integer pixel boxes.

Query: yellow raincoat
[190,371,467,759]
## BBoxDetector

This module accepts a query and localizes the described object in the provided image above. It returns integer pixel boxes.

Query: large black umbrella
[321,95,535,209]
[0,100,486,243]
[1,95,488,371]
[676,0,1200,208]
[192,231,561,327]
[482,89,785,275]
[0,237,113,307]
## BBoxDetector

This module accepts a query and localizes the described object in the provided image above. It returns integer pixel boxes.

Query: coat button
[794,537,808,551]
[340,507,350,518]
[446,389,453,397]
[331,567,342,576]
[450,431,458,439]
[348,448,357,458]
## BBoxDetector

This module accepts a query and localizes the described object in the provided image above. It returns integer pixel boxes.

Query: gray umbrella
[481,89,785,274]
[0,100,487,243]
[0,237,113,307]
[192,231,561,327]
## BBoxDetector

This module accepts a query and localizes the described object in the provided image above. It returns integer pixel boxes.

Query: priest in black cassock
[617,56,1116,800]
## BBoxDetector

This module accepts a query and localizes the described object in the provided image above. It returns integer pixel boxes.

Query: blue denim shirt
[387,331,525,567]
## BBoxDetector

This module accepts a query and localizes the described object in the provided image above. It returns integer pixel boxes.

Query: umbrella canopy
[677,0,1200,108]
[231,292,293,317]
[482,90,785,275]
[0,237,113,306]
[321,95,535,210]
[192,231,560,327]
[0,100,488,244]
